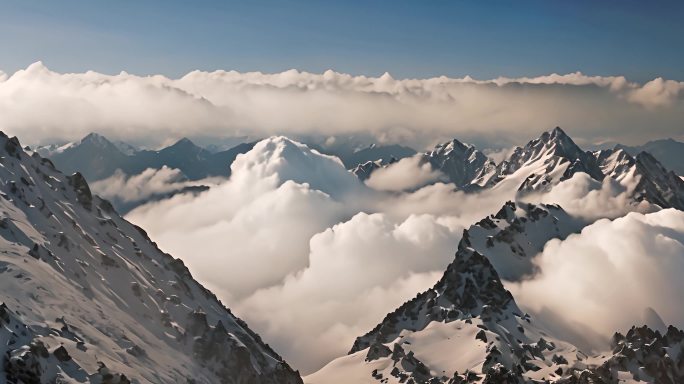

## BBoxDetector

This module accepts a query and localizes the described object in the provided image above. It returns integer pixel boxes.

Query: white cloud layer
[510,209,684,351]
[523,172,656,221]
[90,166,219,203]
[124,136,662,373]
[0,63,682,149]
[365,155,443,191]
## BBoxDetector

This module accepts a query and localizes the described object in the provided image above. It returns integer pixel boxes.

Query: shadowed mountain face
[616,138,684,176]
[42,133,255,182]
[0,132,302,383]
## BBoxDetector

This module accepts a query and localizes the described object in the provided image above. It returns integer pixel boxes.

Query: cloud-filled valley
[122,132,672,374]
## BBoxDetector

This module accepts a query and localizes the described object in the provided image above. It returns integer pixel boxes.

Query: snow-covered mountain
[307,202,683,383]
[41,133,254,182]
[484,127,604,192]
[0,132,301,383]
[488,128,684,211]
[420,139,496,190]
[354,127,684,210]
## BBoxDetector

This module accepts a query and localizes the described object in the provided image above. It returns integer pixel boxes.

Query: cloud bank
[0,62,682,149]
[90,166,218,203]
[365,155,443,191]
[510,209,684,350]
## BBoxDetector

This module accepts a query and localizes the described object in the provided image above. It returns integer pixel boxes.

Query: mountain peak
[540,126,577,148]
[433,137,472,153]
[80,132,116,149]
[551,126,567,137]
[169,137,199,149]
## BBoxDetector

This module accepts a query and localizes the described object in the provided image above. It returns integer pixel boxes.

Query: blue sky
[1,0,683,81]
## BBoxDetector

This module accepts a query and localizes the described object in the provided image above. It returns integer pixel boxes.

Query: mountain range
[34,133,255,183]
[354,127,684,211]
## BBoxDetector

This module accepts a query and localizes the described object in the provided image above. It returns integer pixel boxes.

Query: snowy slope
[0,132,301,383]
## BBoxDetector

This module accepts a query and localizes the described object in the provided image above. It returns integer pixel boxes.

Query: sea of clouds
[126,137,667,373]
[4,63,681,373]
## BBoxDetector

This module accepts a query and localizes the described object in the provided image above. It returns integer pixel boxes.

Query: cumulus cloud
[628,77,684,108]
[483,146,516,164]
[127,137,362,299]
[509,209,684,350]
[238,213,459,372]
[0,62,682,149]
[365,156,443,191]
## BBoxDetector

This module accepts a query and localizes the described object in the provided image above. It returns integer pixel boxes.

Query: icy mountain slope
[0,132,301,383]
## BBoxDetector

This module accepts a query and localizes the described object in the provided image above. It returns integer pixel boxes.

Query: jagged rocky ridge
[308,202,683,383]
[352,127,684,210]
[0,132,301,383]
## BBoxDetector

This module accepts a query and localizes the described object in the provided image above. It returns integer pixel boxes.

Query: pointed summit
[534,126,584,159]
[551,126,567,137]
[176,137,194,145]
[168,137,198,149]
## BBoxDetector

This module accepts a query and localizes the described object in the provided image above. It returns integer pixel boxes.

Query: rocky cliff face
[0,132,301,383]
